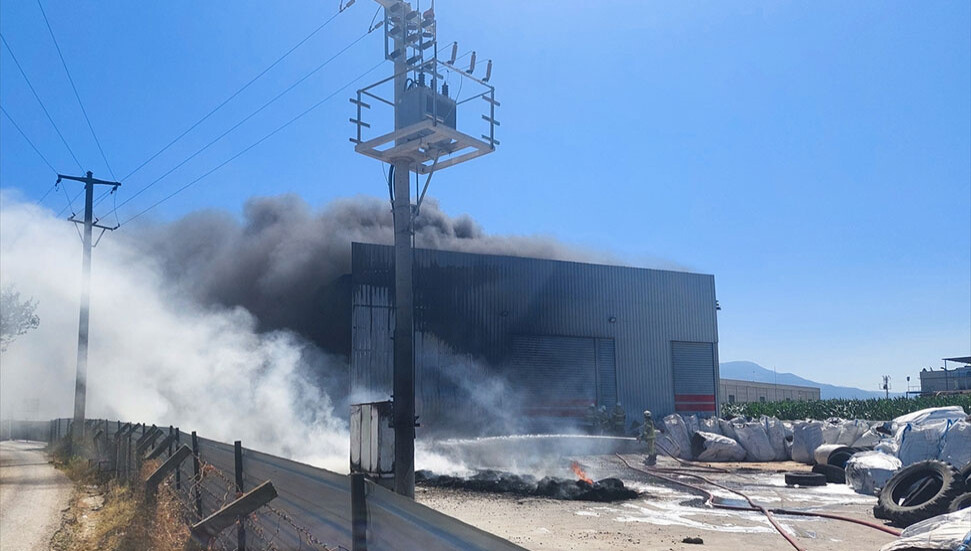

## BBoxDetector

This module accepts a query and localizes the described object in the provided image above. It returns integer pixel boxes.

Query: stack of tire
[873,461,971,526]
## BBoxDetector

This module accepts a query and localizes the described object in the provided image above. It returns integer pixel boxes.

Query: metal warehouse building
[350,242,720,433]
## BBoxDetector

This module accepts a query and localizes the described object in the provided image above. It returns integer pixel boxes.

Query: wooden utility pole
[58,171,119,443]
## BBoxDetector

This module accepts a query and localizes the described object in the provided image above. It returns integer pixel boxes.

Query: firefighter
[610,402,626,435]
[584,404,600,434]
[597,405,610,434]
[640,410,657,466]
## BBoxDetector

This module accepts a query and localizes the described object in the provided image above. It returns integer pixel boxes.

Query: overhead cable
[120,9,348,182]
[116,28,376,212]
[36,0,116,179]
[0,34,84,172]
[120,60,385,225]
[1,106,59,174]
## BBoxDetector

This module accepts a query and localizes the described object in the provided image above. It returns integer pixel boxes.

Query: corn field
[720,394,971,421]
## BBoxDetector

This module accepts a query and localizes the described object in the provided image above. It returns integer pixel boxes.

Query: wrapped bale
[845,451,902,496]
[837,420,868,446]
[661,414,693,459]
[691,431,747,462]
[699,416,722,436]
[734,422,776,462]
[717,419,738,441]
[898,422,949,466]
[939,420,971,468]
[762,416,789,461]
[791,421,824,464]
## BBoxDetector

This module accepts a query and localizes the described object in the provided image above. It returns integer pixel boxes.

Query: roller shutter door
[507,335,597,417]
[671,341,716,414]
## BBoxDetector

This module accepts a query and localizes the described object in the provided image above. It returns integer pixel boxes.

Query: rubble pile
[415,469,639,502]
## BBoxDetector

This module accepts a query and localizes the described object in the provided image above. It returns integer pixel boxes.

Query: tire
[959,463,971,492]
[826,446,857,469]
[873,460,963,526]
[812,463,846,484]
[785,472,827,487]
[949,492,971,513]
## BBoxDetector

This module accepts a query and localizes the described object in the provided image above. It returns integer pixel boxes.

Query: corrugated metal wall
[351,242,720,427]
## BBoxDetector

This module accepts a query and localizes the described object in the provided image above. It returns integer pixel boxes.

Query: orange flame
[571,461,593,485]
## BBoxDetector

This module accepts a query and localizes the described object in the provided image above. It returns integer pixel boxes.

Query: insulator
[448,42,458,64]
[467,51,476,74]
[484,60,492,82]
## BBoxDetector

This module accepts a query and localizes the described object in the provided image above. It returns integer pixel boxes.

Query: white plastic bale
[892,406,967,428]
[939,420,971,468]
[684,415,701,439]
[718,419,738,441]
[897,421,949,466]
[790,421,824,464]
[821,421,842,445]
[661,414,693,460]
[879,509,971,551]
[836,420,866,446]
[734,422,776,462]
[761,416,789,461]
[699,417,722,436]
[851,427,883,448]
[693,431,747,462]
[874,439,899,457]
[845,451,902,496]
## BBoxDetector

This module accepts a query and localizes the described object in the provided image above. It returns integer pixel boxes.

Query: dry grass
[52,456,193,551]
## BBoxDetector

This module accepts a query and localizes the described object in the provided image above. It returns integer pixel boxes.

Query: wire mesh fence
[47,417,526,551]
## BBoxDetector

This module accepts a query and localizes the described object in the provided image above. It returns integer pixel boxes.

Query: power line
[121,60,385,225]
[120,9,348,182]
[0,106,58,174]
[0,34,84,172]
[36,0,116,179]
[116,28,376,212]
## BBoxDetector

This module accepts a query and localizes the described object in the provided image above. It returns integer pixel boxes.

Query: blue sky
[1,1,968,392]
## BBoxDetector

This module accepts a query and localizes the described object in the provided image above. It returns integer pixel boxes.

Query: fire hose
[615,454,901,551]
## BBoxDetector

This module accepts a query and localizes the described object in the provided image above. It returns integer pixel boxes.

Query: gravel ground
[0,441,72,551]
[416,454,898,551]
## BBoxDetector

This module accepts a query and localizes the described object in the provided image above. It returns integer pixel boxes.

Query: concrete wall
[718,378,820,404]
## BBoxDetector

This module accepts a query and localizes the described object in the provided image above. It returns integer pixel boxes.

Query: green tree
[0,286,40,352]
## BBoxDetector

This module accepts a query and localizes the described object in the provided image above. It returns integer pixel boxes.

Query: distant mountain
[720,361,893,400]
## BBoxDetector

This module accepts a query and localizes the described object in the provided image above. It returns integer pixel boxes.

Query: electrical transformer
[395,84,457,130]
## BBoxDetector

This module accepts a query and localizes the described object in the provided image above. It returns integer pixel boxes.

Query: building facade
[920,365,971,394]
[718,379,820,404]
[349,243,720,433]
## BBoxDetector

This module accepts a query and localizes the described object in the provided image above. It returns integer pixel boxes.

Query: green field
[720,394,971,421]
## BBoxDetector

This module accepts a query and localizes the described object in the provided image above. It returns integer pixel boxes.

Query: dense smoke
[135,194,614,353]
[0,192,618,472]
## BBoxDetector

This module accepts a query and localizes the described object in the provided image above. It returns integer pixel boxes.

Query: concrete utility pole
[351,0,499,498]
[58,171,119,442]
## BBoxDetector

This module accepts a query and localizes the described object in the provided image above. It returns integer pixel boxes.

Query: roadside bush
[720,395,971,421]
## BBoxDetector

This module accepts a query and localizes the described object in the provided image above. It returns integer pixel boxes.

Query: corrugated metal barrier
[49,418,525,551]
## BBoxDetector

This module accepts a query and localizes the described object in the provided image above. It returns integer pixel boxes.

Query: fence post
[351,473,368,551]
[175,428,181,490]
[234,440,245,551]
[192,431,202,518]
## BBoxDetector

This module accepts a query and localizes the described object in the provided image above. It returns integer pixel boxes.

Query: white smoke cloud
[0,192,349,472]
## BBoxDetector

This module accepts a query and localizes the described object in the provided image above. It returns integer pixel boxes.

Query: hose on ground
[616,453,902,551]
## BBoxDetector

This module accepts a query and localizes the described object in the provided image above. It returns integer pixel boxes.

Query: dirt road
[0,441,72,551]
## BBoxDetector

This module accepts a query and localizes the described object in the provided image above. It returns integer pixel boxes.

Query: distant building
[719,378,820,404]
[920,357,971,395]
